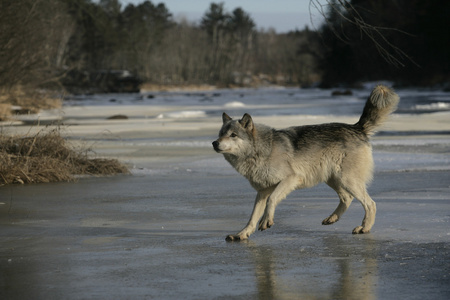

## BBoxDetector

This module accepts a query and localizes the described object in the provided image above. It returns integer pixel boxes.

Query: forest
[0,0,448,94]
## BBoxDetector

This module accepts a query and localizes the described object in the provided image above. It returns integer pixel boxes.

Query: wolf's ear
[239,113,254,132]
[222,112,232,124]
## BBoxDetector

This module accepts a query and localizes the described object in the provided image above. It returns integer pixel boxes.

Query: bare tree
[0,0,74,90]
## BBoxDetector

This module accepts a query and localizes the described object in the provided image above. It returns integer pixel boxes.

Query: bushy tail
[356,85,399,136]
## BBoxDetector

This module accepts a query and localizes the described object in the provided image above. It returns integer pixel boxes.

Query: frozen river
[1,86,449,299]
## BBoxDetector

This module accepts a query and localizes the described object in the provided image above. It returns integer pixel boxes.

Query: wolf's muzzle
[212,141,220,152]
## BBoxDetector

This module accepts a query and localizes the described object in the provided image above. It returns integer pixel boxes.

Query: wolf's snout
[212,141,220,152]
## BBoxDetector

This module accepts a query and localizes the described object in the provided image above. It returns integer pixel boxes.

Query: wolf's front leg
[259,176,302,231]
[226,189,273,241]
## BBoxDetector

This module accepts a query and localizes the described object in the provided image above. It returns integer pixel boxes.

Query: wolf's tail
[356,85,399,137]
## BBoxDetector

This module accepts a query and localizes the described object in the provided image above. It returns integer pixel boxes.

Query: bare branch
[309,0,418,67]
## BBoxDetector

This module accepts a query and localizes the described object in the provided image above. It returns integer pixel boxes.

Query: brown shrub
[0,87,62,118]
[0,128,129,185]
[0,104,11,121]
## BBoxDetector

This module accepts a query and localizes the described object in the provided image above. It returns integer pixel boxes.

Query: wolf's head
[212,113,255,156]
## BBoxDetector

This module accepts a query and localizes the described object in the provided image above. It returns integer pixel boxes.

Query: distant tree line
[0,0,320,92]
[0,0,447,93]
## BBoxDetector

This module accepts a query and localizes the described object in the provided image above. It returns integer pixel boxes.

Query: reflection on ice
[229,234,379,300]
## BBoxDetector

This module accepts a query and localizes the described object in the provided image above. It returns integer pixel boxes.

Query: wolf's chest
[226,155,282,189]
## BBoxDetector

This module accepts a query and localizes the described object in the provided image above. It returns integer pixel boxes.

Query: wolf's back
[356,85,399,136]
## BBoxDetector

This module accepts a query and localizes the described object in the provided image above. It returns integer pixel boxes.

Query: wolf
[212,85,399,241]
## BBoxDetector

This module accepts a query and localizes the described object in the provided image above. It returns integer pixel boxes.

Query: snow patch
[156,110,207,119]
[414,102,450,110]
[224,101,245,108]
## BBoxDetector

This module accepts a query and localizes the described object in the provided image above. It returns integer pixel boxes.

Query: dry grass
[0,86,62,120]
[0,104,11,121]
[0,128,129,185]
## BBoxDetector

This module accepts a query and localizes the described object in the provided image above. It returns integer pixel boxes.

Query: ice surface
[2,87,450,299]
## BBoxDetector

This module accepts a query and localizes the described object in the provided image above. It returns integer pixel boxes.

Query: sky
[118,0,325,32]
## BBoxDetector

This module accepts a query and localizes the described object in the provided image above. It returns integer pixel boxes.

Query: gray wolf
[212,85,399,241]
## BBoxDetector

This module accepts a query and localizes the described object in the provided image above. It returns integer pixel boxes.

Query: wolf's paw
[322,214,339,225]
[225,234,248,242]
[352,226,371,234]
[258,217,274,231]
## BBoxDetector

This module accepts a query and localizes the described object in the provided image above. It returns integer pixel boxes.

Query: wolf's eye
[230,133,237,138]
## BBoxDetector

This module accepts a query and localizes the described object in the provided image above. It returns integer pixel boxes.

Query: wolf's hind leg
[226,188,273,241]
[346,185,376,234]
[322,181,354,225]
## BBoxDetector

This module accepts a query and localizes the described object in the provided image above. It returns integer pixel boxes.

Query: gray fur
[212,85,399,241]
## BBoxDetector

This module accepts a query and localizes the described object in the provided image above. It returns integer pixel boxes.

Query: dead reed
[0,128,129,185]
[0,87,62,121]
